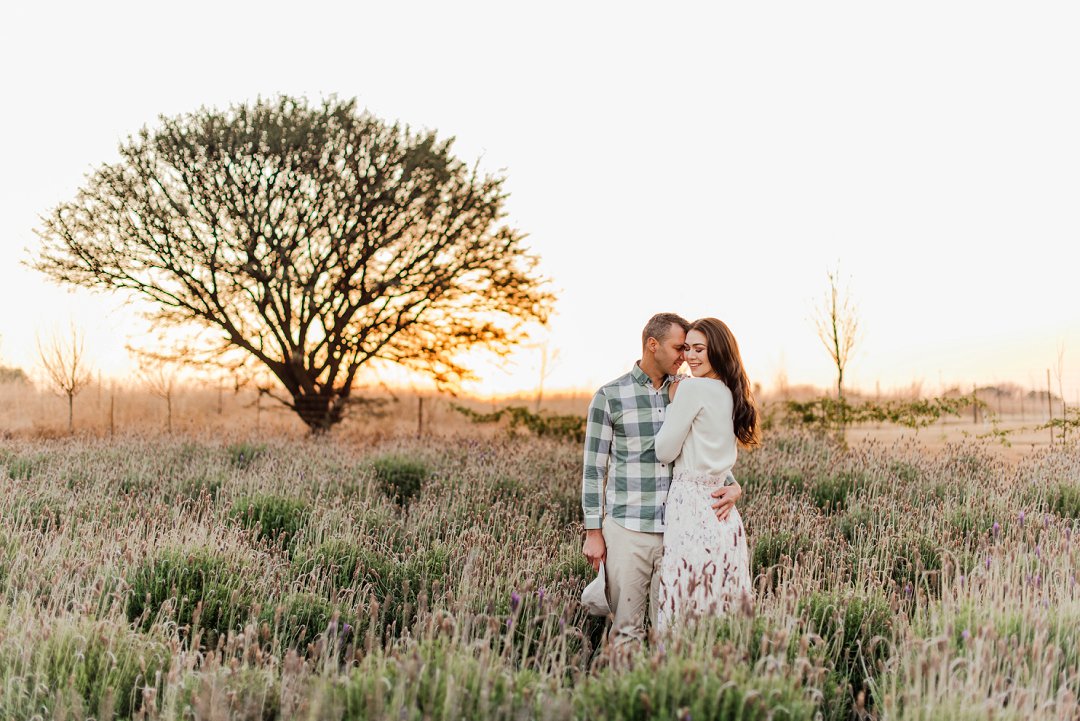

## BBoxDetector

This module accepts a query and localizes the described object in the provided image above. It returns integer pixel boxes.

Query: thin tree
[140,360,179,433]
[34,96,554,433]
[1054,342,1067,443]
[37,325,93,434]
[533,341,561,413]
[813,266,860,404]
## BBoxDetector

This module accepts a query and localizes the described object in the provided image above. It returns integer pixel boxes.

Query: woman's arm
[655,381,703,464]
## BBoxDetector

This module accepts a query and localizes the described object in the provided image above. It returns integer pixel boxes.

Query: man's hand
[582,529,606,571]
[710,480,742,522]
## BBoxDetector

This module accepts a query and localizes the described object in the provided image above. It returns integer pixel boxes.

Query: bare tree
[1054,342,1067,443]
[140,360,180,432]
[37,324,93,434]
[34,96,554,433]
[813,266,860,403]
[533,341,561,413]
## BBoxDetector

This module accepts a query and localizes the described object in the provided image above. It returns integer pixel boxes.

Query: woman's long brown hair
[690,317,761,448]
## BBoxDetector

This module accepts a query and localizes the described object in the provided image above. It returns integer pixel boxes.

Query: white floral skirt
[657,469,752,631]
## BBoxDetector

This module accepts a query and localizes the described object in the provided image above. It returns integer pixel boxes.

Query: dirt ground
[844,413,1062,463]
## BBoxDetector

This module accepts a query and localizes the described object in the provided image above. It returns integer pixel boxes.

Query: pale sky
[2,1,1078,401]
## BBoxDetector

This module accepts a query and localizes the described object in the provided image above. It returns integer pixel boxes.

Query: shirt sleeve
[655,380,704,464]
[581,389,612,529]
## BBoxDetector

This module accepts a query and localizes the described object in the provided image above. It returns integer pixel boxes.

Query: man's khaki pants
[602,520,664,645]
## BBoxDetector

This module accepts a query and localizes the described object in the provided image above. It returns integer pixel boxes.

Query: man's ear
[646,337,657,353]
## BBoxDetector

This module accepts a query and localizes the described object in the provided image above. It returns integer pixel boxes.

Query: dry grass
[1,419,1079,719]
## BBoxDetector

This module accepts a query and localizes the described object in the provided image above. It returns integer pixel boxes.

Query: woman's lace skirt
[657,469,752,631]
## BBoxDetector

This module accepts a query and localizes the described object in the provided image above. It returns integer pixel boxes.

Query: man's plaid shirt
[581,363,678,533]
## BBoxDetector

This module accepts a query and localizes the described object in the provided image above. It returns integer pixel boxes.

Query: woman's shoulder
[681,377,730,392]
[672,376,723,403]
[684,377,733,403]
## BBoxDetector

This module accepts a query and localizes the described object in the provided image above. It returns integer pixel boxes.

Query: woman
[654,317,760,630]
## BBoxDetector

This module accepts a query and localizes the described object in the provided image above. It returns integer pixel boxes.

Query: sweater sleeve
[655,380,704,464]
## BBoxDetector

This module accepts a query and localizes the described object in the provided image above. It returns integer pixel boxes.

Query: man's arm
[582,390,613,570]
[711,475,743,522]
[581,390,613,530]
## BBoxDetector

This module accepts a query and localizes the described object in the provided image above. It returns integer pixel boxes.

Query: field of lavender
[0,430,1078,720]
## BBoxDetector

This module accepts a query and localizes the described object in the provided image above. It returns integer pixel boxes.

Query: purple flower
[992,522,1001,538]
[985,556,992,570]
[904,583,913,596]
[1035,544,1041,558]
[510,591,521,611]
[1019,511,1025,527]
[959,575,965,587]
[537,588,545,602]
[961,629,970,642]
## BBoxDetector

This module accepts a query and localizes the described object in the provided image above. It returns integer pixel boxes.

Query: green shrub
[491,474,527,504]
[752,530,812,573]
[262,592,352,652]
[302,538,391,590]
[298,539,452,641]
[16,497,67,533]
[889,461,920,484]
[1047,483,1080,520]
[371,454,431,505]
[887,534,943,594]
[226,441,267,469]
[799,591,893,707]
[5,453,48,481]
[230,495,310,547]
[179,469,226,501]
[541,553,594,589]
[809,471,864,513]
[118,470,151,495]
[575,653,816,721]
[451,404,586,442]
[948,506,996,543]
[335,639,552,720]
[173,667,280,721]
[711,613,772,665]
[835,506,875,544]
[0,620,170,720]
[126,549,252,644]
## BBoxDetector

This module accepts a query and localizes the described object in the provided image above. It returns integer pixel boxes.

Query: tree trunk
[294,392,341,434]
[67,393,74,435]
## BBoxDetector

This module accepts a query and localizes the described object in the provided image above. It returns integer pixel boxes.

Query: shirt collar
[631,362,674,389]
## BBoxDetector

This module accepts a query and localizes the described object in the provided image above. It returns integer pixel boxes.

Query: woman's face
[684,329,716,378]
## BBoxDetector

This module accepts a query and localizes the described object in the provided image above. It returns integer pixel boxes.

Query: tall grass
[0,430,1078,719]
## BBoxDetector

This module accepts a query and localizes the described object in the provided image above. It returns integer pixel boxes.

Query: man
[581,312,742,645]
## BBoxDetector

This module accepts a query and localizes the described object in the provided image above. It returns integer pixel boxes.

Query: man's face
[653,325,686,376]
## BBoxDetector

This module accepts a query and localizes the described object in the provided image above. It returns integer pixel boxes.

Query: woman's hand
[668,380,681,402]
[710,479,742,522]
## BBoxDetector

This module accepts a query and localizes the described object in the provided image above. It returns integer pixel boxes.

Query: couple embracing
[580,313,761,643]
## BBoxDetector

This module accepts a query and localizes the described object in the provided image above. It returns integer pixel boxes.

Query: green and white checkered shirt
[581,363,678,533]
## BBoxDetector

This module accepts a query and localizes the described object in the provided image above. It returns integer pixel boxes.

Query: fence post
[1047,369,1054,447]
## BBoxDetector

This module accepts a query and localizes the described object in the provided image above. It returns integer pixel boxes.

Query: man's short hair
[642,313,690,348]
